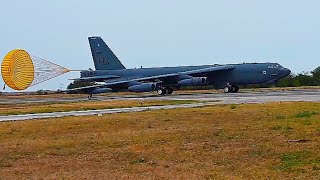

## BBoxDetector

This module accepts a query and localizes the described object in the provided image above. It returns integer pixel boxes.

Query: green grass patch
[275,114,286,120]
[302,120,312,126]
[278,151,310,171]
[276,151,320,172]
[284,126,293,130]
[295,111,318,118]
[271,125,282,130]
[230,104,237,110]
[131,157,147,164]
[313,165,320,171]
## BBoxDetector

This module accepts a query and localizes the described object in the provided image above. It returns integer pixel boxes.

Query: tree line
[276,66,320,87]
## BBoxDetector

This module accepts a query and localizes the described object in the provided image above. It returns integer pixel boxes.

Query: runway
[1,89,319,122]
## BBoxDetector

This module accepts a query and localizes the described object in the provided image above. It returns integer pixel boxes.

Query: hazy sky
[1,0,319,91]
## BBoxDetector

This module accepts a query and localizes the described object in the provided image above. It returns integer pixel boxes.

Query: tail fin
[88,36,126,70]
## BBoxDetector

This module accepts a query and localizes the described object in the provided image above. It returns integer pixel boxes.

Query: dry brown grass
[0,99,197,115]
[1,93,85,99]
[1,91,147,100]
[0,102,320,179]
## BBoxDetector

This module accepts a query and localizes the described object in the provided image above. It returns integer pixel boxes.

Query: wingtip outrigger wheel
[88,94,93,100]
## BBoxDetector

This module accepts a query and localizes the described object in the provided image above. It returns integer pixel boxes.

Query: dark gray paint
[81,63,290,88]
[76,37,291,93]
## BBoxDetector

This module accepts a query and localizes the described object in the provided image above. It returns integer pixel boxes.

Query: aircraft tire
[157,88,167,95]
[88,94,92,100]
[223,86,231,93]
[167,88,174,94]
[231,86,236,93]
[233,85,239,93]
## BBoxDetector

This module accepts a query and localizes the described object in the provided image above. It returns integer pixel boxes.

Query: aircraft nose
[280,68,291,77]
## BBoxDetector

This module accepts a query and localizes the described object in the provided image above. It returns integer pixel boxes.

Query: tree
[276,67,320,87]
[311,66,320,85]
[276,74,294,87]
[294,73,313,86]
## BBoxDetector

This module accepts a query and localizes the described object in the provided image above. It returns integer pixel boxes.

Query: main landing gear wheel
[223,86,231,93]
[167,87,174,94]
[224,85,239,93]
[157,87,173,95]
[233,85,239,93]
[157,89,166,95]
[157,89,167,95]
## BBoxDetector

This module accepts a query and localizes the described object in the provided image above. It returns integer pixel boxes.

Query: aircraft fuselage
[80,62,290,90]
[71,37,291,97]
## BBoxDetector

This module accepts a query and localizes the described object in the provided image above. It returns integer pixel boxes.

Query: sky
[1,0,319,91]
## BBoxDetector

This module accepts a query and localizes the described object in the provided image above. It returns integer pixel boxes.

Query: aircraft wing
[183,65,235,76]
[66,84,105,91]
[67,65,235,91]
[103,65,235,85]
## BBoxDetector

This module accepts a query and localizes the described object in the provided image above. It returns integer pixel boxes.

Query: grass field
[0,102,319,179]
[0,99,198,115]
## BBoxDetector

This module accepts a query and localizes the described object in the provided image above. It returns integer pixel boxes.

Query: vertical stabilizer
[88,37,126,70]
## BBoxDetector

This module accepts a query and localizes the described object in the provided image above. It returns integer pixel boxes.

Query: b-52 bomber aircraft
[70,37,291,99]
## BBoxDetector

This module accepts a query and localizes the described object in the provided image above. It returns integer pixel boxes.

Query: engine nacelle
[128,83,159,92]
[178,77,208,86]
[88,88,112,94]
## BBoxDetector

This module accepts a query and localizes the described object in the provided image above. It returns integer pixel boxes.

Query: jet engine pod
[178,77,208,86]
[1,49,35,90]
[128,83,159,92]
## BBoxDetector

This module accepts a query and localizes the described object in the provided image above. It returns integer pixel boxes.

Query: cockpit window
[268,64,282,68]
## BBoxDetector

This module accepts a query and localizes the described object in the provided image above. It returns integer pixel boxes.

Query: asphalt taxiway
[0,89,319,122]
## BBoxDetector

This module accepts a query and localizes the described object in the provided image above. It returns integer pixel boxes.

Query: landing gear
[157,87,174,95]
[167,87,174,94]
[223,85,239,93]
[233,85,239,93]
[157,88,168,96]
[88,94,93,100]
[157,89,167,95]
[223,86,231,93]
